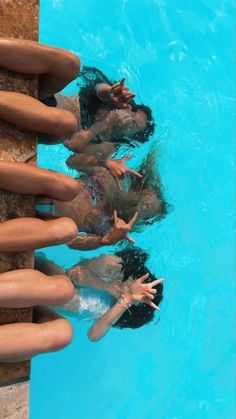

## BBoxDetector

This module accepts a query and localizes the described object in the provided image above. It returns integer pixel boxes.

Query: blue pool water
[31,1,235,418]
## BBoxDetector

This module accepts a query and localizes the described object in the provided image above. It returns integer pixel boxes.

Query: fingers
[143,299,160,310]
[137,273,150,283]
[126,235,135,244]
[148,302,160,311]
[143,292,155,300]
[149,278,164,287]
[125,93,135,101]
[126,168,143,178]
[112,84,123,94]
[111,81,122,92]
[146,287,157,295]
[128,211,139,227]
[112,78,126,92]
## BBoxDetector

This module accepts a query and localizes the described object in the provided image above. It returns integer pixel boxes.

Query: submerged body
[35,248,164,341]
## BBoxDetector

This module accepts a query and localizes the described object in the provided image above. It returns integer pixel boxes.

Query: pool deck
[0,0,39,417]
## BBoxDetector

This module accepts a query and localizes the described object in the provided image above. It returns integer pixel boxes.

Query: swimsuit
[41,95,57,107]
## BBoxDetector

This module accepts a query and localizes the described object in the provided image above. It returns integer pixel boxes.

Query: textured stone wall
[0,0,39,388]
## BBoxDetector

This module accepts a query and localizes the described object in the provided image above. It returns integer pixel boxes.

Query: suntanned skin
[0,39,82,363]
[0,38,80,140]
[0,161,80,201]
[40,164,142,250]
[0,268,75,362]
[35,255,163,342]
[0,162,79,252]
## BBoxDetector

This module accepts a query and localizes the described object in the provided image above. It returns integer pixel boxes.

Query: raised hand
[106,154,142,190]
[101,210,139,245]
[110,78,135,109]
[125,273,164,310]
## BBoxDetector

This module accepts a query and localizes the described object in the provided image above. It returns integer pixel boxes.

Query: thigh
[0,91,77,137]
[0,161,79,201]
[0,38,80,99]
[0,318,73,362]
[0,269,74,308]
[0,217,78,252]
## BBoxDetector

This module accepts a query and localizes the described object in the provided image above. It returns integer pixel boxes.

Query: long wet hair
[102,148,169,227]
[113,247,163,329]
[77,65,155,143]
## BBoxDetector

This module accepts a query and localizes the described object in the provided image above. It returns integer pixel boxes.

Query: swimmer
[35,248,164,341]
[63,150,168,250]
[36,152,168,250]
[0,161,79,252]
[64,66,155,155]
[0,37,80,141]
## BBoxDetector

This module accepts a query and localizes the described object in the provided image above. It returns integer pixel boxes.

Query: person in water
[37,150,168,250]
[64,66,155,156]
[0,38,152,183]
[0,38,153,156]
[35,247,164,341]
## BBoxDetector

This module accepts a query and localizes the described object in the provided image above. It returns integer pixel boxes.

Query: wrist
[100,235,111,246]
[117,293,132,314]
[122,291,133,305]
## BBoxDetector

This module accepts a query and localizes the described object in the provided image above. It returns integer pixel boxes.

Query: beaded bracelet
[120,294,132,315]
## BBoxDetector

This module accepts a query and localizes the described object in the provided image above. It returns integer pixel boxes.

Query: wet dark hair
[112,247,163,329]
[77,65,155,144]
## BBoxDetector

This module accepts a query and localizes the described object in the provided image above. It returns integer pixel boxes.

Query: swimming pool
[31,1,235,418]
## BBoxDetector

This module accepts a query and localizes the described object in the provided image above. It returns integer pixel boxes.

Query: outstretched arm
[64,112,117,153]
[88,301,129,341]
[66,265,122,298]
[66,153,108,176]
[67,211,138,251]
[67,234,104,250]
[88,274,163,341]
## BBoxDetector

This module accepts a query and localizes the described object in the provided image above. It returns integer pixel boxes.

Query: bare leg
[0,91,77,137]
[0,38,80,99]
[0,318,73,362]
[0,217,78,252]
[0,161,79,201]
[0,269,74,308]
[0,270,74,363]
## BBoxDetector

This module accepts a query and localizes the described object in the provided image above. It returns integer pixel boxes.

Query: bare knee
[50,49,80,81]
[46,319,73,351]
[65,52,80,81]
[56,110,77,137]
[52,275,75,305]
[44,173,79,201]
[49,217,78,244]
[59,177,80,201]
